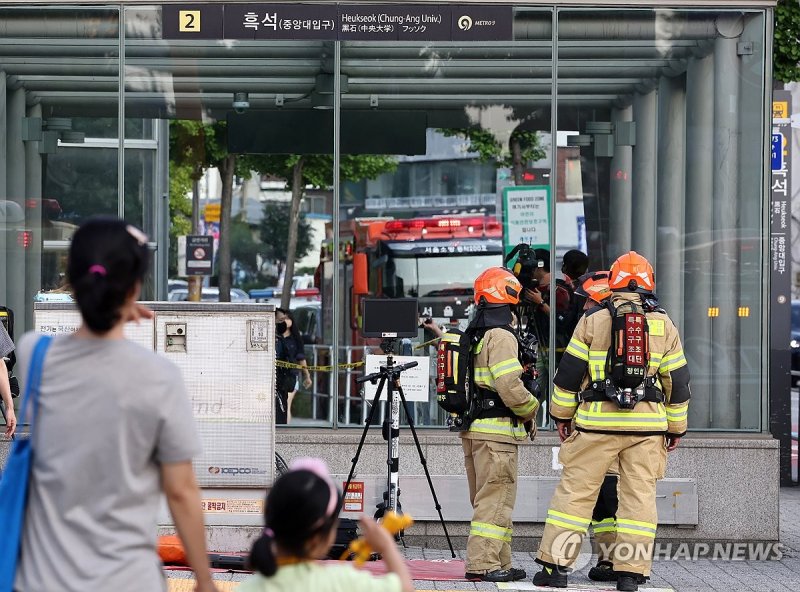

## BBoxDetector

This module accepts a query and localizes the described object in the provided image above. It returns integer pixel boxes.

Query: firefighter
[532,252,691,592]
[574,271,620,582]
[462,267,540,583]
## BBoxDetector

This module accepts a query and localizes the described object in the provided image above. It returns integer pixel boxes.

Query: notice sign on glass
[162,4,513,41]
[363,355,430,402]
[501,186,551,256]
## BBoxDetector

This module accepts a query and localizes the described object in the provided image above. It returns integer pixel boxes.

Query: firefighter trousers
[536,431,666,576]
[462,438,518,573]
[591,474,619,564]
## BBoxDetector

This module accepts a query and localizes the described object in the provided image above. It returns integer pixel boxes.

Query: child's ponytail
[248,528,278,577]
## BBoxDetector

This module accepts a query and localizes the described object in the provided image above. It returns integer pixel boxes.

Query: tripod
[343,340,455,557]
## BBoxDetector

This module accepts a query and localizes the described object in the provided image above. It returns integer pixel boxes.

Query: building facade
[0,0,785,543]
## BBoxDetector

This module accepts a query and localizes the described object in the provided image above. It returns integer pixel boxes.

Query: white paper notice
[363,355,431,402]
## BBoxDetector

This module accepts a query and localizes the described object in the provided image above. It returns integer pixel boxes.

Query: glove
[522,371,544,401]
[524,419,537,441]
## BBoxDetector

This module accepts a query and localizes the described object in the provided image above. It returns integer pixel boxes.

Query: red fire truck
[330,214,504,346]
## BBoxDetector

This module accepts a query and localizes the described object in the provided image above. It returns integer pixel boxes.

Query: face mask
[276,321,287,334]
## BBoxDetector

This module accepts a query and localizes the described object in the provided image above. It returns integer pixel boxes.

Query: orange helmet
[575,271,611,304]
[474,267,522,305]
[608,251,655,293]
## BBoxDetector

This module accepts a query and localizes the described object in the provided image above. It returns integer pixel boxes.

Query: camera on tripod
[344,297,456,555]
[504,243,545,293]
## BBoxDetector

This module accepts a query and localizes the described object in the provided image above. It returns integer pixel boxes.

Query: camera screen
[361,298,419,338]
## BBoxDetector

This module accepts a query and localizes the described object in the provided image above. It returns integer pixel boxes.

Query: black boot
[616,571,643,592]
[532,563,568,588]
[588,560,617,582]
[464,569,515,582]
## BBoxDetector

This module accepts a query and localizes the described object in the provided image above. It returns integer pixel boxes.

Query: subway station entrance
[0,1,784,545]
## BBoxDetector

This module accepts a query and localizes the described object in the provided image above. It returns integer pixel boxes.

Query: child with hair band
[239,457,413,592]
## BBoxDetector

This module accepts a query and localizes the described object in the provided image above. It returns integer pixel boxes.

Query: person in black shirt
[275,308,312,424]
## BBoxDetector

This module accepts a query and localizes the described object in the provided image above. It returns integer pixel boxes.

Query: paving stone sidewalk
[173,487,800,591]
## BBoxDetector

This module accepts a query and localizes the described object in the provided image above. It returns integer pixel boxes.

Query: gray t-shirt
[14,332,201,592]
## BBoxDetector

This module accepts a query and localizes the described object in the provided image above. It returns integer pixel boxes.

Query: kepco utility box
[33,302,275,526]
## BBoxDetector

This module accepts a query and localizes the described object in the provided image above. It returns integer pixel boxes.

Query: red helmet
[609,251,655,293]
[575,271,611,304]
[474,267,522,305]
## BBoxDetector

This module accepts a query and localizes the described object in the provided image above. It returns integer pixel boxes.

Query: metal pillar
[683,55,715,429]
[0,73,7,309]
[6,88,25,334]
[157,119,170,302]
[656,74,686,330]
[631,90,657,261]
[24,103,42,332]
[711,37,741,429]
[736,15,768,430]
[609,105,633,262]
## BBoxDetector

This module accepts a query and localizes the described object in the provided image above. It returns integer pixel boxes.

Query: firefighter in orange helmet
[573,271,621,581]
[462,267,540,582]
[533,252,690,591]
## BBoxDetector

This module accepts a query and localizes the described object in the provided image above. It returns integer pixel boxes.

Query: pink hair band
[88,264,107,276]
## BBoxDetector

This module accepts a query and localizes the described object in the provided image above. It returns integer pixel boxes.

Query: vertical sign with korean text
[770,90,793,485]
[501,186,551,257]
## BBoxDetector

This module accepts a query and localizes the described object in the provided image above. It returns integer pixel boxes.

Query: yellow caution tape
[276,360,365,372]
[414,337,442,350]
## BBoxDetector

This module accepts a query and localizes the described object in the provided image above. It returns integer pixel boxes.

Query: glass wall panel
[125,7,335,425]
[338,8,554,427]
[0,7,120,333]
[555,9,767,430]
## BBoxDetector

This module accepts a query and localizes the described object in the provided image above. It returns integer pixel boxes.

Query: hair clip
[88,264,107,276]
[126,224,148,246]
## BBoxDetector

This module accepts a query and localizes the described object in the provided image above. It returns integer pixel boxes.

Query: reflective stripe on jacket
[461,326,539,444]
[551,293,691,436]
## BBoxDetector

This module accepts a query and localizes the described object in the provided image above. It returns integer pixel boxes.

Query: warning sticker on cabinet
[201,498,264,514]
[343,481,365,512]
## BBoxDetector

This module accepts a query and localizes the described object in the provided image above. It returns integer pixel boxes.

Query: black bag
[328,517,360,560]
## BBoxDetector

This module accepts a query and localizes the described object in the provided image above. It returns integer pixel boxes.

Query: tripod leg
[396,384,456,558]
[385,376,401,516]
[343,377,386,508]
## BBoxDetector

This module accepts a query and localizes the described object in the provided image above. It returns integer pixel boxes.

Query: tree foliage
[775,0,800,83]
[440,125,545,186]
[230,218,262,278]
[258,202,315,265]
[240,154,397,190]
[167,159,193,277]
[242,153,396,307]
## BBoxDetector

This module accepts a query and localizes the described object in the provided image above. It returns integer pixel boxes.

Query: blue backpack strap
[18,335,54,430]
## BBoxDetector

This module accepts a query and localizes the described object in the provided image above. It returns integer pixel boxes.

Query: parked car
[168,287,251,303]
[292,302,323,345]
[167,279,188,294]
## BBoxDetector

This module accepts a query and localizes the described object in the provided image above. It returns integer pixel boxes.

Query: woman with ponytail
[15,218,217,592]
[240,457,413,592]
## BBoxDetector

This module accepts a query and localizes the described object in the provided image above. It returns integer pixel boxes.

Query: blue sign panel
[772,133,783,171]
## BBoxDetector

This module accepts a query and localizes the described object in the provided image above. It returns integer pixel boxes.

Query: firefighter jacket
[550,293,690,436]
[461,326,540,444]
